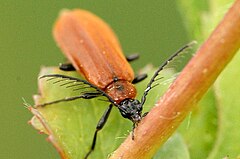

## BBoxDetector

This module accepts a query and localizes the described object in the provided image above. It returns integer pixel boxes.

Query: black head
[118,99,143,123]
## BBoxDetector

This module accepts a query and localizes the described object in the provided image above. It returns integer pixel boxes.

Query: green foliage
[178,89,218,159]
[154,133,190,159]
[209,49,240,159]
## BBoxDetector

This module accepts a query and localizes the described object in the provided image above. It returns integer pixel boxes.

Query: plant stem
[110,0,240,158]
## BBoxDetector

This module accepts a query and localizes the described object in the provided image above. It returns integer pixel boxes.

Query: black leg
[142,112,148,117]
[132,73,148,84]
[84,104,113,159]
[132,123,136,140]
[131,112,148,140]
[59,63,76,71]
[126,53,139,62]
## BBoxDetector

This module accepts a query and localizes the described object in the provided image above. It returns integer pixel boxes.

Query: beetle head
[118,98,143,124]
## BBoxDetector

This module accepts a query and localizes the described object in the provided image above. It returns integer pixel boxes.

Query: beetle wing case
[53,10,134,89]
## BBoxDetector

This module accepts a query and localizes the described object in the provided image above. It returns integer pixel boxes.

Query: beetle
[38,9,194,159]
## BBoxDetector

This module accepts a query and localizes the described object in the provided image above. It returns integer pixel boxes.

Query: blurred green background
[0,1,189,159]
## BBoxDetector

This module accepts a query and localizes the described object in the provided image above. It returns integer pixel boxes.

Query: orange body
[53,9,136,103]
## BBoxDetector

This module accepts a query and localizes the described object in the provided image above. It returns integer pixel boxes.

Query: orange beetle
[39,9,194,158]
[53,10,137,103]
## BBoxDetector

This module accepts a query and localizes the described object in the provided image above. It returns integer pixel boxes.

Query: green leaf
[178,89,218,159]
[30,66,177,159]
[154,133,190,159]
[209,51,240,159]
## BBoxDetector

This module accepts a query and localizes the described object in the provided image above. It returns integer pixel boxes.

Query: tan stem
[110,0,240,158]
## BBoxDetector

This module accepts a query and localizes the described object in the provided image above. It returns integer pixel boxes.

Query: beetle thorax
[105,80,136,104]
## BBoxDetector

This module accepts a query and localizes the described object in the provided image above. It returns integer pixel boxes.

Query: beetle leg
[126,53,139,62]
[142,112,148,117]
[132,73,148,84]
[59,63,76,71]
[84,104,113,159]
[132,123,136,140]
